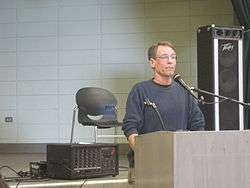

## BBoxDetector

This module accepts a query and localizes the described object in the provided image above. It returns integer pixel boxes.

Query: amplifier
[47,143,119,179]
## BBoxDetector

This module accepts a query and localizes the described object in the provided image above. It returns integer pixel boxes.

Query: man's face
[150,45,177,78]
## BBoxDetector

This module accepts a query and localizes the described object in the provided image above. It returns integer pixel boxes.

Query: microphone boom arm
[191,87,250,107]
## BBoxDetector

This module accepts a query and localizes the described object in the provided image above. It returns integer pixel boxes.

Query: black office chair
[70,87,119,143]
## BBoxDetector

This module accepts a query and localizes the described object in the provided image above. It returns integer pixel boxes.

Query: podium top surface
[137,129,250,137]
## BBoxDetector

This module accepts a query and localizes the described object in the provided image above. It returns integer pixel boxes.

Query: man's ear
[149,58,156,69]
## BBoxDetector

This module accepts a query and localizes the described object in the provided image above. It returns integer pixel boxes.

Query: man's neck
[153,76,172,86]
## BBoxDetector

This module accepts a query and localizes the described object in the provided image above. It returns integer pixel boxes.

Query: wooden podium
[135,130,250,188]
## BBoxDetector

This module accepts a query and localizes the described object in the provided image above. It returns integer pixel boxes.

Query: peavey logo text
[221,43,234,52]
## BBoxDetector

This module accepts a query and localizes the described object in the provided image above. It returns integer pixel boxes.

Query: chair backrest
[75,87,118,127]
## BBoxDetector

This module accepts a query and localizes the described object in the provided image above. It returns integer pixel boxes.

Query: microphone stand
[191,87,250,107]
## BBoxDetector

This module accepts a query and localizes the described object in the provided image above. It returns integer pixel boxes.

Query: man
[122,41,205,184]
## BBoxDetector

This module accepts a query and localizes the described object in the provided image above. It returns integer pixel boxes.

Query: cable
[154,107,166,130]
[79,179,87,188]
[200,97,229,105]
[0,166,20,177]
[1,165,50,183]
[144,98,167,130]
[16,179,21,188]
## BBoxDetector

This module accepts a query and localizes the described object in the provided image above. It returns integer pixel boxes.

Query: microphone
[173,74,199,101]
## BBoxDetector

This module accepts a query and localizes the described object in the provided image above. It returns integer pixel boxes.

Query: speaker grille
[218,39,239,130]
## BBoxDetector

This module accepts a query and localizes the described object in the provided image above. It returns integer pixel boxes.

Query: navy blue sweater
[122,80,205,138]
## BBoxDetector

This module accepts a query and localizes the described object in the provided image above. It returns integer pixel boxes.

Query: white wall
[0,0,236,143]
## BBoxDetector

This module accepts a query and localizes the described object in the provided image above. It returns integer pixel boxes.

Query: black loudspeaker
[197,25,244,131]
